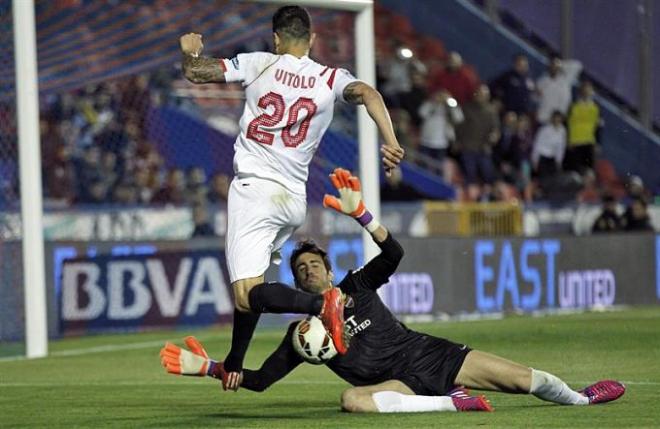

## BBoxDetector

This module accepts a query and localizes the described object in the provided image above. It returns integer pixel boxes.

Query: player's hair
[290,239,332,288]
[272,5,311,42]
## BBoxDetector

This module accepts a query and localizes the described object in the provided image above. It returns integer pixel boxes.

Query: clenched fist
[180,33,203,57]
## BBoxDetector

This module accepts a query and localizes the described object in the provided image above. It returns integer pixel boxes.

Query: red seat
[594,159,625,198]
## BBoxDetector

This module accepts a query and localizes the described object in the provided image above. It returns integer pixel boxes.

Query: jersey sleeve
[240,322,304,392]
[221,52,278,85]
[331,68,361,103]
[339,232,404,293]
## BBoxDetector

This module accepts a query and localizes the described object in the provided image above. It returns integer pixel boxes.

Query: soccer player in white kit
[179,5,405,390]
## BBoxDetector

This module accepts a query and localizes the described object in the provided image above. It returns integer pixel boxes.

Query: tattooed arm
[182,54,226,83]
[343,82,404,173]
[179,33,225,84]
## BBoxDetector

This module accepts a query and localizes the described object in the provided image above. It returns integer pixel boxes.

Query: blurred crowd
[30,6,651,226]
[376,32,610,205]
[591,176,654,234]
[39,72,231,213]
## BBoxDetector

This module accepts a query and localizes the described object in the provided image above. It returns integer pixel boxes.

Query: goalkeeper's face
[294,252,334,294]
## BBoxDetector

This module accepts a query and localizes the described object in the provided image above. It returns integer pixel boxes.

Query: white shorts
[226,176,306,283]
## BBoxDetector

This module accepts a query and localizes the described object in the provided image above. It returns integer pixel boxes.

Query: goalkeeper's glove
[160,337,242,391]
[322,167,380,232]
[160,336,217,377]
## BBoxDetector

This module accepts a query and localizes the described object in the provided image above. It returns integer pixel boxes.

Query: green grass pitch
[1,308,659,428]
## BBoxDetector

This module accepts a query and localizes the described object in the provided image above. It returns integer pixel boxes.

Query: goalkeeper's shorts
[394,334,472,396]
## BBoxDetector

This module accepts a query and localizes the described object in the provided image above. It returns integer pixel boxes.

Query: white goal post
[13,0,48,359]
[257,0,382,261]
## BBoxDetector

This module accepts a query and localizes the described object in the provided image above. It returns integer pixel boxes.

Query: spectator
[112,179,139,205]
[621,197,654,232]
[187,166,209,205]
[391,109,415,149]
[536,55,582,124]
[208,173,230,203]
[191,203,216,237]
[513,114,535,200]
[532,110,566,181]
[134,168,156,204]
[428,51,480,105]
[455,85,500,187]
[74,145,104,203]
[490,54,535,115]
[565,81,601,174]
[98,150,120,198]
[493,111,518,184]
[625,175,648,202]
[153,168,187,205]
[43,143,76,205]
[381,168,428,201]
[577,169,600,203]
[592,194,622,233]
[120,73,152,136]
[418,90,464,165]
[82,180,109,204]
[94,118,129,156]
[399,67,428,128]
[380,45,419,107]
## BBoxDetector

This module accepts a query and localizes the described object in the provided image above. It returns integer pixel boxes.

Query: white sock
[372,391,457,413]
[530,369,588,405]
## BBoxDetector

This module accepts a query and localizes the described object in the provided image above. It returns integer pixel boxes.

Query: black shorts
[394,334,471,396]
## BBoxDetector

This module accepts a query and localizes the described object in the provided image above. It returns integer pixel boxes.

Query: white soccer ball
[292,316,337,365]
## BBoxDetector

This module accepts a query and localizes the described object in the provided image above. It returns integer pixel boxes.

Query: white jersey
[221,52,359,195]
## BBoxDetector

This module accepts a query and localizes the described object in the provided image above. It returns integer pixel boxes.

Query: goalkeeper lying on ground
[160,168,625,413]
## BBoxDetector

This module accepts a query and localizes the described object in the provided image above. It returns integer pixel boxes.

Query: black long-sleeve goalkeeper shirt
[241,232,426,392]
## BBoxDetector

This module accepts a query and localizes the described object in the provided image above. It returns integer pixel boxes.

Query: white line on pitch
[0,337,211,362]
[0,332,288,363]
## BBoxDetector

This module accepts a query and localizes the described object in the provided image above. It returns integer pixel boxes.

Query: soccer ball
[292,316,337,365]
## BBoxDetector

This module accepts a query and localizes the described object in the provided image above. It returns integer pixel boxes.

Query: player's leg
[232,180,347,354]
[340,380,415,412]
[341,380,490,413]
[222,275,263,382]
[222,177,269,382]
[223,178,346,385]
[454,350,592,405]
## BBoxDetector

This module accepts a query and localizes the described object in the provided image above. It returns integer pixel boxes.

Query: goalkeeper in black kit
[161,168,625,413]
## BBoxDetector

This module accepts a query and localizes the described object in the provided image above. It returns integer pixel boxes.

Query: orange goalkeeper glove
[160,336,217,377]
[323,168,380,232]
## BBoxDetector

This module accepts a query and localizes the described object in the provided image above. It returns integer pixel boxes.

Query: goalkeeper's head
[272,5,314,55]
[290,239,334,293]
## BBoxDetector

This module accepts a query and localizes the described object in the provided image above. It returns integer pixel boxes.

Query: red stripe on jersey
[219,59,227,72]
[320,66,329,76]
[326,68,338,89]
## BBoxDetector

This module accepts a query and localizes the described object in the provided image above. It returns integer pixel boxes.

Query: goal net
[0,0,372,357]
[0,0,25,358]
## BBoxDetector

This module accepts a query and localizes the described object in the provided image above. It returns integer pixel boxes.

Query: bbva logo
[61,256,233,321]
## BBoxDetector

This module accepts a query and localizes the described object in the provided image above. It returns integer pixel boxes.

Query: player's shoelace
[447,386,471,398]
[580,380,626,404]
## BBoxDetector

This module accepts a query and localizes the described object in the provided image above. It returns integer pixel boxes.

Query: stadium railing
[424,201,523,236]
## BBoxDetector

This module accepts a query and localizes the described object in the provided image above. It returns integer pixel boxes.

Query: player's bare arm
[343,82,405,174]
[179,33,225,84]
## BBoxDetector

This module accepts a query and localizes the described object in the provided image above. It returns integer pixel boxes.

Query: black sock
[248,282,323,314]
[224,309,260,373]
